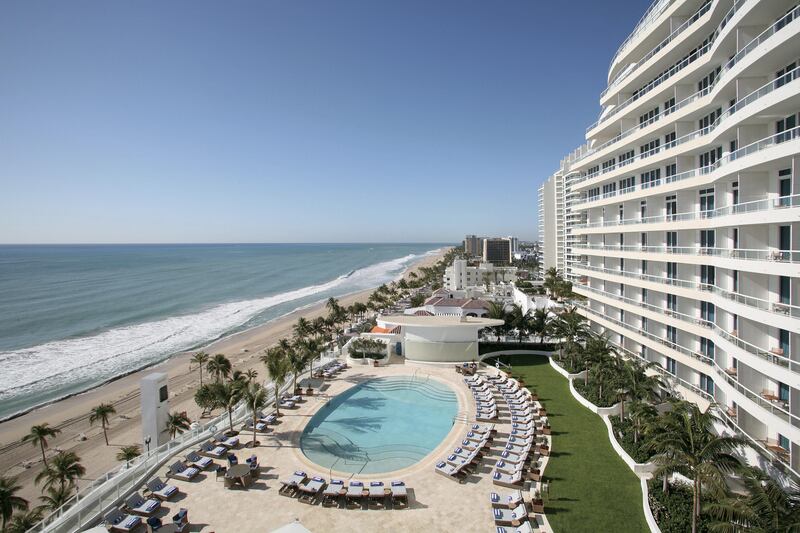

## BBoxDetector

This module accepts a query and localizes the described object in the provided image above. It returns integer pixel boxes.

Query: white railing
[577,62,800,188]
[575,193,800,229]
[573,302,800,424]
[575,124,800,205]
[31,354,339,532]
[588,0,796,134]
[603,0,714,100]
[572,262,800,319]
[608,0,675,75]
[573,242,800,264]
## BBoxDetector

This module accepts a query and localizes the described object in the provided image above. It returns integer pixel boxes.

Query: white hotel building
[539,0,800,477]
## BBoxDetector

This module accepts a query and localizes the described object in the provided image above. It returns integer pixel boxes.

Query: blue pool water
[300,376,459,474]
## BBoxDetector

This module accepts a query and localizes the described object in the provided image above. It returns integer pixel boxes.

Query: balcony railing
[574,283,797,373]
[571,262,800,319]
[573,242,800,263]
[609,0,675,76]
[574,302,800,424]
[574,125,800,205]
[603,0,714,100]
[577,63,800,189]
[574,193,800,229]
[30,354,340,532]
[587,0,796,134]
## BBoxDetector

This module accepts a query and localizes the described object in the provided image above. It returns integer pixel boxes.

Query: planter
[536,445,550,456]
[532,500,544,513]
[305,388,314,396]
[527,469,541,482]
[541,426,551,435]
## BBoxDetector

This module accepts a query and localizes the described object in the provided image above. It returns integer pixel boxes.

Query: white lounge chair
[390,481,408,509]
[321,479,345,507]
[496,522,535,533]
[166,461,199,481]
[198,440,227,458]
[297,476,326,503]
[490,490,524,509]
[146,477,179,501]
[493,502,529,526]
[125,492,161,516]
[279,471,307,495]
[185,451,214,470]
[104,509,141,533]
[492,470,523,487]
[435,461,466,481]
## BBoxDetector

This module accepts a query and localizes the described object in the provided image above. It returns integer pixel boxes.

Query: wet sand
[0,248,448,502]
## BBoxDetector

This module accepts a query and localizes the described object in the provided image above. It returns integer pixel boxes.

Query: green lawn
[488,354,649,533]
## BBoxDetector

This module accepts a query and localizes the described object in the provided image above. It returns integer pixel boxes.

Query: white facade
[541,0,800,478]
[538,171,565,273]
[443,259,518,290]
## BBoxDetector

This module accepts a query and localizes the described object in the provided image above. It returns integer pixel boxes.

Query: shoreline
[0,249,441,423]
[0,247,449,501]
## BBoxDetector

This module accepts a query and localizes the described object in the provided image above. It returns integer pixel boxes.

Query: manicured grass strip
[492,355,649,533]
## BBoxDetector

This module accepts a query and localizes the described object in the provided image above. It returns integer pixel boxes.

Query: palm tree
[649,403,745,533]
[485,301,507,338]
[581,334,616,386]
[89,403,116,445]
[0,475,28,532]
[705,467,800,532]
[543,267,560,296]
[244,368,258,382]
[285,341,306,392]
[39,484,72,512]
[326,297,340,315]
[628,400,657,445]
[190,351,210,386]
[241,382,268,447]
[293,317,311,339]
[116,445,141,467]
[165,412,192,439]
[296,337,321,380]
[5,507,43,533]
[214,382,242,434]
[530,309,551,343]
[35,452,85,493]
[206,353,232,382]
[22,423,61,467]
[506,304,531,343]
[552,306,591,369]
[261,347,290,416]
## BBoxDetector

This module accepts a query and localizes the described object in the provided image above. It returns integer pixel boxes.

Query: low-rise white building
[443,259,517,291]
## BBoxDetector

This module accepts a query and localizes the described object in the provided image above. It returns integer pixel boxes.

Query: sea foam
[0,251,430,411]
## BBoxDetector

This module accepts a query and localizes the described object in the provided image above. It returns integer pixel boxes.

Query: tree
[326,297,340,316]
[35,452,85,493]
[261,347,290,416]
[284,340,306,392]
[486,301,507,337]
[39,484,72,512]
[5,507,43,533]
[89,403,116,446]
[293,317,311,339]
[214,382,242,434]
[628,401,657,445]
[0,475,28,532]
[530,309,551,343]
[244,368,258,382]
[295,337,321,380]
[194,383,218,417]
[551,306,591,368]
[543,267,560,296]
[206,353,232,382]
[649,403,745,533]
[165,412,192,439]
[241,383,268,447]
[190,351,210,386]
[506,304,532,343]
[705,467,800,532]
[22,423,61,468]
[116,445,141,467]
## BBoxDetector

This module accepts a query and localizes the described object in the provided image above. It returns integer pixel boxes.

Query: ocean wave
[0,251,428,406]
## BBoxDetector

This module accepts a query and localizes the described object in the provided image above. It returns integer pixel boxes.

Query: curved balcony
[574,193,800,231]
[587,1,796,135]
[573,125,800,207]
[608,0,678,81]
[574,243,800,264]
[573,301,800,428]
[603,0,715,102]
[572,262,800,320]
[575,64,800,179]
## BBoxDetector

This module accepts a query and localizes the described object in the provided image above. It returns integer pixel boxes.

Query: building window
[779,382,790,403]
[664,97,676,114]
[619,176,635,190]
[700,373,714,395]
[776,61,797,87]
[619,150,635,167]
[779,434,790,451]
[698,108,721,130]
[781,276,791,305]
[640,139,660,158]
[664,131,676,147]
[667,261,677,279]
[732,181,739,206]
[639,106,659,127]
[666,357,676,374]
[666,195,677,220]
[666,231,677,249]
[699,188,715,213]
[641,169,661,188]
[776,113,797,143]
[699,147,722,168]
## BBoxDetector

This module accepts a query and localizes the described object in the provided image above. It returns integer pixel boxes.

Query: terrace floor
[132,361,546,533]
[485,354,648,533]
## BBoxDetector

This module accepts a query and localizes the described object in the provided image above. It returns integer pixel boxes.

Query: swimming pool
[300,376,459,474]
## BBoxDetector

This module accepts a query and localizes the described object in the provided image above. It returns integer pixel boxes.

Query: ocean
[0,243,444,420]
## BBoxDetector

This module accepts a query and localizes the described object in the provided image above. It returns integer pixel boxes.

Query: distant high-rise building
[482,238,511,265]
[463,234,483,257]
[506,236,519,254]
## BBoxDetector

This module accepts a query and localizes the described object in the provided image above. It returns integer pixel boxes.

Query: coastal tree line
[0,248,459,529]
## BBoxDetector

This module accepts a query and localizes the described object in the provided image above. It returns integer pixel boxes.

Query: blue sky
[0,1,647,244]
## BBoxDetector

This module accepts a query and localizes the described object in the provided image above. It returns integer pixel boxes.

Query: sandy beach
[0,248,448,503]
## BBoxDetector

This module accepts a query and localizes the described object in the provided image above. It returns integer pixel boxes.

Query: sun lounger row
[313,360,348,379]
[435,426,494,481]
[490,490,537,531]
[104,480,184,532]
[278,471,408,509]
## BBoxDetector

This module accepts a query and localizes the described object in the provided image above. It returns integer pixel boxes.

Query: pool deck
[146,362,547,533]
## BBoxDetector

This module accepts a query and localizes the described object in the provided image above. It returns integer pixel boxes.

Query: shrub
[573,380,616,407]
[609,415,654,463]
[648,481,711,533]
